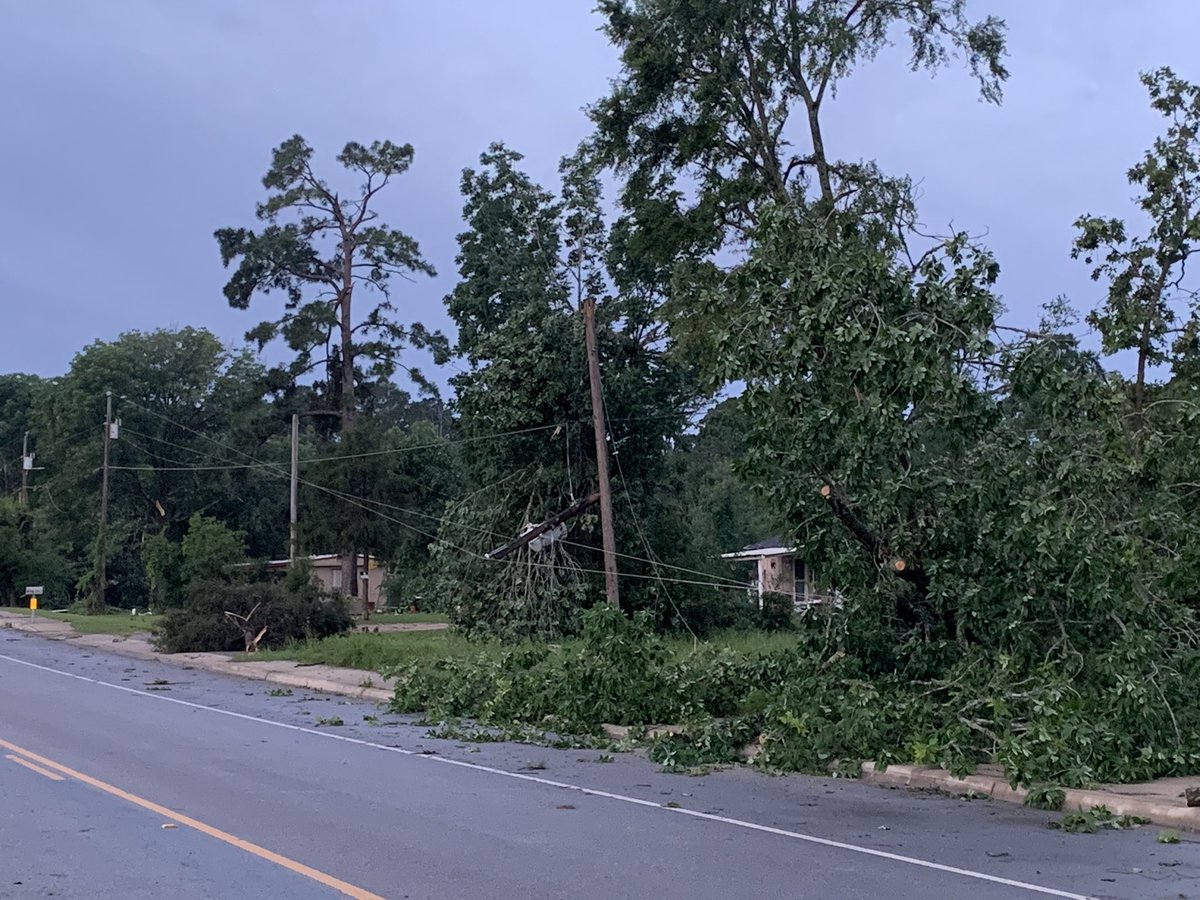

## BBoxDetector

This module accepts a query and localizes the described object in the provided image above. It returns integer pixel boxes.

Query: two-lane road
[2,632,1197,899]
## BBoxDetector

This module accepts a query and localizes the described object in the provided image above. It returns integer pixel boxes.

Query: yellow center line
[6,752,65,781]
[0,736,384,900]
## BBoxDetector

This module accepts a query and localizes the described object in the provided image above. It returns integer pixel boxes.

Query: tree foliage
[180,513,247,586]
[300,417,460,600]
[435,144,699,637]
[1074,67,1200,430]
[31,328,283,608]
[156,575,352,654]
[215,135,443,425]
[0,374,45,498]
[591,0,1007,263]
[0,499,72,606]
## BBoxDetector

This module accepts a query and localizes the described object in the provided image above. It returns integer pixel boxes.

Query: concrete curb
[860,762,1200,831]
[175,653,395,703]
[1,614,394,705]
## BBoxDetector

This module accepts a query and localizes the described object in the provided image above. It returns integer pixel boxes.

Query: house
[721,537,830,610]
[263,554,387,615]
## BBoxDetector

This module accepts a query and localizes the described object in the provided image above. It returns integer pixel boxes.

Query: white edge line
[0,650,1091,900]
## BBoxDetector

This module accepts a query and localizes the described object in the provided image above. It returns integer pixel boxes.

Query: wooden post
[95,391,113,611]
[19,431,29,507]
[582,298,619,609]
[289,413,299,562]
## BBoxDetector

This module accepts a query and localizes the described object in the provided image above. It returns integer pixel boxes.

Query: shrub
[156,577,351,653]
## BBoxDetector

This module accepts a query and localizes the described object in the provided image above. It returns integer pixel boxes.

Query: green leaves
[216,134,436,416]
[26,328,284,609]
[591,0,1008,265]
[1072,69,1200,423]
[180,513,247,587]
[438,142,699,637]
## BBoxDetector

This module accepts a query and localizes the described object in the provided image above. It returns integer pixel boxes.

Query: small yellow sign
[29,597,37,611]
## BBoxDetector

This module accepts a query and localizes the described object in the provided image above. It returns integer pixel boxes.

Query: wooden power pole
[95,391,113,611]
[19,431,29,507]
[581,298,619,609]
[289,412,300,562]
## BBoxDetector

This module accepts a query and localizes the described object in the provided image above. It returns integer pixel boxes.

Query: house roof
[262,554,379,569]
[720,536,797,560]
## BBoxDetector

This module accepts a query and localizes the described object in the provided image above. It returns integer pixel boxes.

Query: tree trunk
[1133,332,1149,436]
[1131,263,1171,439]
[338,288,356,432]
[339,551,358,615]
[805,99,833,206]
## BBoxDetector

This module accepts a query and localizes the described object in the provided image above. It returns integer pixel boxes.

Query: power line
[306,482,749,592]
[303,422,565,464]
[314,484,751,591]
[120,398,755,595]
[601,385,699,639]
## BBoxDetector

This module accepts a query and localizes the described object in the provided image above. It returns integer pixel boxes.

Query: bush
[156,577,352,653]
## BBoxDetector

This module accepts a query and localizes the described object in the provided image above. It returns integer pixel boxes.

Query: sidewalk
[0,610,394,702]
[6,609,1200,831]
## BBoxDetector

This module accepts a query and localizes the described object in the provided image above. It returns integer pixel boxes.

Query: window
[331,568,343,591]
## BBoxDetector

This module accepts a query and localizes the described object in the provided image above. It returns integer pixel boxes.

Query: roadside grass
[359,612,448,625]
[31,610,163,636]
[246,629,483,670]
[246,625,800,673]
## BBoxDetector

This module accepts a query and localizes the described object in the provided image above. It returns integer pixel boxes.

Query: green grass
[661,629,801,658]
[247,626,799,674]
[360,612,448,625]
[247,629,482,670]
[34,610,163,636]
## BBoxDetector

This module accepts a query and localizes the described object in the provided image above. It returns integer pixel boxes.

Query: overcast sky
[3,1,1199,387]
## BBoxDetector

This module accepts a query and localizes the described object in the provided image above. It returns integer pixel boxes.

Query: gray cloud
[2,1,1198,382]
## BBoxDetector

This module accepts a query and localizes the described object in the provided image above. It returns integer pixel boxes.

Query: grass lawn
[358,612,448,625]
[247,626,800,674]
[248,629,478,670]
[33,610,163,636]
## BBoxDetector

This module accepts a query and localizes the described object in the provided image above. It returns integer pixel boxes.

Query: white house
[721,537,830,610]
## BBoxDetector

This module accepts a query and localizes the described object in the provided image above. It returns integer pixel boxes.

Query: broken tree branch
[486,492,601,561]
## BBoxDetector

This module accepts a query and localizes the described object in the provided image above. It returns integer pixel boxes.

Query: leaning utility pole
[581,298,619,609]
[94,391,113,611]
[19,431,29,507]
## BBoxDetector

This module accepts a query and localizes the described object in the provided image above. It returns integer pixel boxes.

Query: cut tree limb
[224,604,269,653]
[817,484,926,591]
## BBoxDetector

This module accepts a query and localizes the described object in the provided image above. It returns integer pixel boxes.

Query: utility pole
[581,298,620,609]
[19,431,29,507]
[95,391,113,611]
[290,413,300,562]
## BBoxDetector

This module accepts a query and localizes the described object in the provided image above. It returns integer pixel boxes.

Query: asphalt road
[2,632,1199,899]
